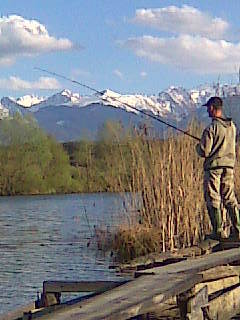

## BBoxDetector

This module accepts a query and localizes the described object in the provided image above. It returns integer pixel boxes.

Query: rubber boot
[227,206,240,240]
[207,207,223,240]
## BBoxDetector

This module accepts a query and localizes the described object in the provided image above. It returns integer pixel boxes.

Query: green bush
[0,115,81,195]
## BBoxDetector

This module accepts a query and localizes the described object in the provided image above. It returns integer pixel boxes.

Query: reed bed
[95,122,240,262]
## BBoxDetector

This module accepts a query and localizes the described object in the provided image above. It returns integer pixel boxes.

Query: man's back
[196,117,236,170]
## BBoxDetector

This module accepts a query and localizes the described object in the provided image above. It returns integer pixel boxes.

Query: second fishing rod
[35,67,200,142]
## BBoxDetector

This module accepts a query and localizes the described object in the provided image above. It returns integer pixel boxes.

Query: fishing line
[34,67,200,141]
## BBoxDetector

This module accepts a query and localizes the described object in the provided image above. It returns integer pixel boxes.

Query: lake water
[0,193,134,315]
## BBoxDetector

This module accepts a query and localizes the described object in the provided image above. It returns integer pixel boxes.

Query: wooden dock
[2,246,240,320]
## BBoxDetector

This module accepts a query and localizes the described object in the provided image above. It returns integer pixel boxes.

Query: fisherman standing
[196,96,240,240]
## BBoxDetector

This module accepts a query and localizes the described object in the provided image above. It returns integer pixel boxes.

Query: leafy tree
[0,115,80,195]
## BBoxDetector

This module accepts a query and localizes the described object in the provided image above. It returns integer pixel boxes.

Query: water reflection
[0,193,134,314]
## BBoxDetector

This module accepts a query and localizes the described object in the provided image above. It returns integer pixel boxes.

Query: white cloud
[0,15,74,65]
[132,6,229,39]
[140,71,147,78]
[0,76,61,90]
[122,35,240,74]
[113,69,124,79]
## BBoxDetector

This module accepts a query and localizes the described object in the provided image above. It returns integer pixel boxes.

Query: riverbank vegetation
[0,115,80,195]
[2,115,240,261]
[90,121,240,261]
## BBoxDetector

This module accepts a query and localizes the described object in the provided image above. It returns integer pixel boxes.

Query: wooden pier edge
[0,280,128,320]
[43,280,128,294]
[22,248,240,320]
[2,247,240,320]
[40,280,128,307]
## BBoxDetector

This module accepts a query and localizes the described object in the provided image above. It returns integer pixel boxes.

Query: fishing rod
[35,67,200,141]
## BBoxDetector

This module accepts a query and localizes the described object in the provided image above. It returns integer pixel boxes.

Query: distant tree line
[0,115,139,195]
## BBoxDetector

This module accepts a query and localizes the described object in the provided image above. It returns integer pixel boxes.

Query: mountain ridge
[0,83,240,141]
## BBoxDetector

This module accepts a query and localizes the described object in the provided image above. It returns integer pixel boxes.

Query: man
[196,96,240,240]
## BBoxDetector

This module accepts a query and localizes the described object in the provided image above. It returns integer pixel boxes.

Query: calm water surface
[0,193,133,314]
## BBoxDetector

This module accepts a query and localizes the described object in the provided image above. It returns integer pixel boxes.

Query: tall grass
[97,121,240,262]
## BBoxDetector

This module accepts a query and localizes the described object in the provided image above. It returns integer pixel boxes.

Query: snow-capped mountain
[2,83,237,116]
[1,83,240,141]
[15,94,45,107]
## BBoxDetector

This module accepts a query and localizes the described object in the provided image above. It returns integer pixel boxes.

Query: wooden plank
[186,285,208,320]
[200,265,239,282]
[195,265,240,295]
[177,265,240,320]
[177,285,208,320]
[147,298,179,319]
[116,247,202,274]
[25,273,203,320]
[195,276,239,295]
[43,280,127,293]
[27,248,240,320]
[204,284,240,320]
[13,248,240,320]
[135,247,240,277]
[219,240,240,251]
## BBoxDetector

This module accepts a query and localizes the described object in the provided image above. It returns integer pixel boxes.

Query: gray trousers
[204,168,238,209]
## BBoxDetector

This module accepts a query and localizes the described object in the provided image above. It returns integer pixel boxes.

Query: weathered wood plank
[219,240,240,251]
[177,268,240,320]
[32,248,240,320]
[135,247,240,276]
[200,265,239,281]
[116,247,202,274]
[28,273,203,320]
[186,285,208,320]
[195,275,239,295]
[195,265,240,295]
[43,280,127,293]
[177,285,208,320]
[204,284,240,320]
[8,248,240,320]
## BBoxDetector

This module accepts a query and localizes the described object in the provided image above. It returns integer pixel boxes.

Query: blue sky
[1,0,240,98]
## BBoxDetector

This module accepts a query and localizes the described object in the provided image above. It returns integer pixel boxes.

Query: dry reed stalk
[97,121,240,262]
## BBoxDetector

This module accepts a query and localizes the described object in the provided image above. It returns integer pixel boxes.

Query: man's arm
[196,126,213,158]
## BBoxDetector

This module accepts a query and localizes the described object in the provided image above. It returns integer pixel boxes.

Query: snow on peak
[16,94,45,107]
[60,89,82,103]
[101,88,183,116]
[60,89,72,96]
[2,82,240,122]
